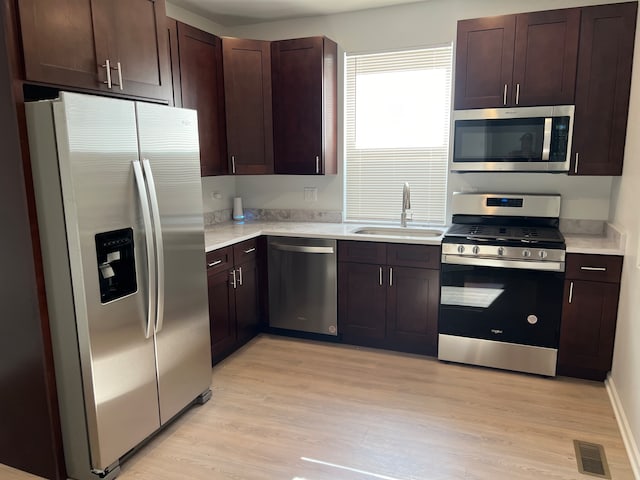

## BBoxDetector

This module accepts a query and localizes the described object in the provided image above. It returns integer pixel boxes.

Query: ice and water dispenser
[95,228,137,303]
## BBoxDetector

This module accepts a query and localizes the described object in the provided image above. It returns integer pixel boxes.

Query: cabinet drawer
[338,241,386,264]
[206,246,233,274]
[233,238,258,265]
[565,254,623,283]
[387,244,440,269]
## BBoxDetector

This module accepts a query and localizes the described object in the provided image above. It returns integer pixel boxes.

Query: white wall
[608,5,640,475]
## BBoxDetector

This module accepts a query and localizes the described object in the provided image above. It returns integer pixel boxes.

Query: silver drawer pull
[208,259,222,268]
[580,266,607,272]
[568,281,574,304]
[243,247,256,254]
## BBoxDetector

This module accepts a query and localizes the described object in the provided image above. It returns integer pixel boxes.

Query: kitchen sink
[352,226,444,238]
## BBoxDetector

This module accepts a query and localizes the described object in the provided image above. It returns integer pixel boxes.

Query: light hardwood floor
[2,334,634,479]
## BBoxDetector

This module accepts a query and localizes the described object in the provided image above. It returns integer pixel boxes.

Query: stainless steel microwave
[451,105,574,173]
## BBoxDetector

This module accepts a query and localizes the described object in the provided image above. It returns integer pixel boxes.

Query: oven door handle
[442,255,564,272]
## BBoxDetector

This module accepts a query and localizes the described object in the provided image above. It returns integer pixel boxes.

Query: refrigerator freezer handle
[132,159,156,339]
[142,158,165,334]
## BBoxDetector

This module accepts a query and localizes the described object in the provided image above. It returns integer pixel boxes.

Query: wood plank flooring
[2,334,634,479]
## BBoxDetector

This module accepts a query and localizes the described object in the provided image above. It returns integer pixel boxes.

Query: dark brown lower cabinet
[558,254,623,381]
[339,241,440,356]
[206,239,261,364]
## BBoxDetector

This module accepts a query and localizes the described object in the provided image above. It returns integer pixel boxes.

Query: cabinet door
[176,22,228,176]
[272,37,337,174]
[235,259,260,345]
[167,18,182,107]
[91,0,172,101]
[558,279,620,381]
[454,16,515,109]
[571,3,637,176]
[386,267,439,356]
[208,268,236,364]
[18,0,100,90]
[338,262,387,346]
[512,9,580,106]
[223,38,274,174]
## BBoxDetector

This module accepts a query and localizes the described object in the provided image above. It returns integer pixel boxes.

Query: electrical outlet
[304,187,318,202]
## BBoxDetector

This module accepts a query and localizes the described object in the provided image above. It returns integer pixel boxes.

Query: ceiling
[169,0,426,26]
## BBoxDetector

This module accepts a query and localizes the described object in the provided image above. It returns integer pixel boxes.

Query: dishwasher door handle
[270,243,335,254]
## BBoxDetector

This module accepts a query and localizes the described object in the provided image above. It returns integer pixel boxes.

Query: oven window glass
[439,264,564,348]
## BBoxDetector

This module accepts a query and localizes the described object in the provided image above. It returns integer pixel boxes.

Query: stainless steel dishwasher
[267,236,337,335]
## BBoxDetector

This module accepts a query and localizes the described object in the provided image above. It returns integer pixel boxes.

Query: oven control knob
[457,245,465,254]
[472,246,480,255]
[522,249,532,258]
[538,250,548,259]
[497,247,505,256]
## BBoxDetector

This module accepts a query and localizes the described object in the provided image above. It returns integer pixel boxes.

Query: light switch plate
[304,187,318,202]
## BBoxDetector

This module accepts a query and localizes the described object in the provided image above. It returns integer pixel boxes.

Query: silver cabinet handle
[115,61,123,91]
[208,259,222,268]
[132,159,156,339]
[389,267,393,287]
[271,243,334,254]
[574,152,579,174]
[243,247,256,254]
[379,267,383,286]
[503,84,508,105]
[231,155,236,174]
[102,59,112,88]
[515,83,520,105]
[568,281,574,304]
[230,269,237,289]
[580,266,607,272]
[238,266,243,286]
[315,155,320,174]
[541,118,552,161]
[142,159,164,334]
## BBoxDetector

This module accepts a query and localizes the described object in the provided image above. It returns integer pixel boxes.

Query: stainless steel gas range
[438,193,566,376]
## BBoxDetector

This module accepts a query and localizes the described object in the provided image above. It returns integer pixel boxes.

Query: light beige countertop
[563,223,626,256]
[205,221,626,256]
[204,221,445,252]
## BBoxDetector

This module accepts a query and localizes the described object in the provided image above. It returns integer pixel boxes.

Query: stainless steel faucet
[401,182,411,227]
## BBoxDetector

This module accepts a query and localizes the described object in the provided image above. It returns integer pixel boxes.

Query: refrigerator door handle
[132,159,156,339]
[142,158,165,334]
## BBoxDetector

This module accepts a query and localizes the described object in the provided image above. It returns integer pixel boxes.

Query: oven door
[440,262,564,347]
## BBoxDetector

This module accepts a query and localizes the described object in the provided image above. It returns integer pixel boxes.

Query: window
[345,45,453,225]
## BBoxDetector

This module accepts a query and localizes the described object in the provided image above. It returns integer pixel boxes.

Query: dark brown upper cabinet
[570,2,637,176]
[18,0,172,102]
[455,8,580,109]
[272,36,337,175]
[222,38,274,175]
[169,19,228,176]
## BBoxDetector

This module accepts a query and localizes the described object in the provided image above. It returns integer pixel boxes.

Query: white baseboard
[606,374,640,480]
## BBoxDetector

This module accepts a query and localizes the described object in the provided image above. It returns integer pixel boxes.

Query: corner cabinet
[206,238,261,364]
[271,36,338,175]
[222,38,274,175]
[17,0,172,102]
[558,254,623,381]
[338,241,440,356]
[168,20,228,176]
[570,2,637,176]
[455,8,580,109]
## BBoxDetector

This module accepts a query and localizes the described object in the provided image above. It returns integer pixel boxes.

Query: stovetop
[444,223,565,244]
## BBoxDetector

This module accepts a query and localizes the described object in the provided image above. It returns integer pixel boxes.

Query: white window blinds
[345,45,453,225]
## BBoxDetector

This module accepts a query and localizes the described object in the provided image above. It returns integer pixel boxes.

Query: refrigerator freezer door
[52,93,162,470]
[135,101,212,424]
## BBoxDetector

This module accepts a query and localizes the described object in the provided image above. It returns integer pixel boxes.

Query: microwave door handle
[542,117,552,161]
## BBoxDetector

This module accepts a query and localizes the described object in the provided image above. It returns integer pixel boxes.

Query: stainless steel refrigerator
[25,92,212,480]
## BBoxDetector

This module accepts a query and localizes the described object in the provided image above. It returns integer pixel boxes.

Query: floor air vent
[574,440,611,478]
